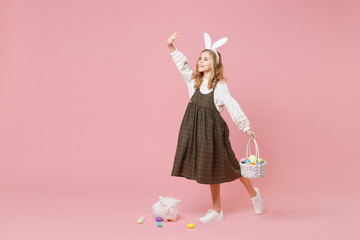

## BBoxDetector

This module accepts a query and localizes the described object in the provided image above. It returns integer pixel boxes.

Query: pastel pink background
[1,0,359,239]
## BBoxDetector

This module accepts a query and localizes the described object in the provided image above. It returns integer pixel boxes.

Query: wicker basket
[239,139,267,178]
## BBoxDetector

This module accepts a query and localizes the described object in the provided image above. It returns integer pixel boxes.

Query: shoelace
[201,209,214,219]
[252,198,263,209]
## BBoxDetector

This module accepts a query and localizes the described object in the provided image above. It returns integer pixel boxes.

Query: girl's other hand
[246,129,256,140]
[167,31,179,46]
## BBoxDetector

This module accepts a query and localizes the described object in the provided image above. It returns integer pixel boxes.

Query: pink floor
[1,184,358,240]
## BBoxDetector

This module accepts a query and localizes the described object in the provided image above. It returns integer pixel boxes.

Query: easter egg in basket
[249,155,257,163]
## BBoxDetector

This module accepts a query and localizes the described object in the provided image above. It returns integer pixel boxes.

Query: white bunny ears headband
[204,32,228,64]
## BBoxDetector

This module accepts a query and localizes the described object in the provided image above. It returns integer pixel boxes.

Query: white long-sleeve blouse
[170,49,251,133]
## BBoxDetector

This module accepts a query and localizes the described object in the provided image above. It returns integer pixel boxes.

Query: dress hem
[171,173,241,185]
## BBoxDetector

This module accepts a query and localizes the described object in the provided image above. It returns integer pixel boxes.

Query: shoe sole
[199,214,224,223]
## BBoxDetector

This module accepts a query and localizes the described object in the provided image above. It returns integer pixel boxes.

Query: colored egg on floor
[187,223,195,229]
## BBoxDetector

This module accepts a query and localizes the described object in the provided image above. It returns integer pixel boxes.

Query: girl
[167,31,264,223]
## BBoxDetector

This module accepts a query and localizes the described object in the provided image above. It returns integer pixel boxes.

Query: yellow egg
[187,223,195,229]
[137,219,144,224]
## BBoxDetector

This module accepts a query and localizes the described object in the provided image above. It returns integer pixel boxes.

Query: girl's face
[198,51,212,73]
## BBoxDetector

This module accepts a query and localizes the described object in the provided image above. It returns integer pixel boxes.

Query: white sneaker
[250,187,264,214]
[199,209,224,223]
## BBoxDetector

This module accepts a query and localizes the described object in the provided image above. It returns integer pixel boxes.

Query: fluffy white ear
[211,37,228,50]
[204,32,212,49]
[177,199,181,203]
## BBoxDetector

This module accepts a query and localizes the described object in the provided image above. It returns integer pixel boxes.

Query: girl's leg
[210,184,221,213]
[239,176,257,198]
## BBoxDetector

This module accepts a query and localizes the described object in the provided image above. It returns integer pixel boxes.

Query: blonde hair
[192,49,227,90]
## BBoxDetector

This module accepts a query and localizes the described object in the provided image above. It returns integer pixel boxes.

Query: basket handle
[246,139,260,159]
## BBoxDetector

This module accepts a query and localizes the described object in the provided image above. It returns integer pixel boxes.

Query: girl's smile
[198,51,212,73]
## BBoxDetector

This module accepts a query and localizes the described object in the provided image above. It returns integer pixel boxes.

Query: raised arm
[167,31,193,84]
[167,31,178,53]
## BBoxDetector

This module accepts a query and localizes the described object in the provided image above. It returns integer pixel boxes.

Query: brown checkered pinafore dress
[171,84,242,184]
